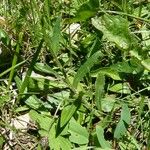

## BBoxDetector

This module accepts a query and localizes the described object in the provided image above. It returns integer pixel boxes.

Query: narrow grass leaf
[73,51,103,89]
[51,17,61,55]
[0,60,26,78]
[114,120,127,139]
[121,104,131,124]
[96,125,111,148]
[7,32,23,90]
[95,73,105,111]
[114,104,131,139]
[14,75,22,90]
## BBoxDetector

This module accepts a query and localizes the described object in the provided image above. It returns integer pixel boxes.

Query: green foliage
[92,14,137,50]
[73,51,103,89]
[0,0,150,149]
[95,73,105,111]
[114,104,131,139]
[69,119,89,144]
[96,125,111,149]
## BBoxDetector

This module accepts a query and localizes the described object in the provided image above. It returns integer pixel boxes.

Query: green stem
[7,32,23,90]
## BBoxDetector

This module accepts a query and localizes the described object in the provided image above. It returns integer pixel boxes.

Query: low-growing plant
[0,0,150,149]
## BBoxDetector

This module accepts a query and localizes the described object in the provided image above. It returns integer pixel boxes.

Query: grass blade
[0,60,26,78]
[95,73,105,111]
[7,32,23,90]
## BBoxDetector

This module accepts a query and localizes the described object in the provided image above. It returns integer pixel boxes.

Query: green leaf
[34,63,58,76]
[0,136,5,150]
[141,59,150,71]
[0,28,10,45]
[109,83,130,94]
[51,17,61,55]
[69,0,99,22]
[60,100,81,128]
[73,51,103,88]
[101,95,116,113]
[92,15,135,50]
[114,104,131,139]
[28,77,66,92]
[29,110,51,131]
[95,73,105,110]
[121,104,131,124]
[91,68,121,80]
[111,61,134,73]
[114,120,127,139]
[96,125,111,148]
[68,119,89,144]
[0,94,10,108]
[29,110,39,122]
[14,75,22,90]
[15,106,29,112]
[25,95,42,109]
[48,124,72,150]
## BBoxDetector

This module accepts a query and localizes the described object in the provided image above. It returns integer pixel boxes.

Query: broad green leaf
[109,83,130,94]
[48,124,72,150]
[101,96,116,112]
[73,51,103,88]
[121,104,131,124]
[96,125,111,148]
[69,0,99,22]
[29,110,51,131]
[91,68,121,80]
[28,77,66,92]
[60,100,81,128]
[130,57,144,73]
[58,136,72,150]
[29,110,39,122]
[114,120,127,139]
[95,73,105,110]
[141,25,150,47]
[38,116,51,131]
[34,63,58,76]
[111,61,134,73]
[25,95,42,109]
[141,59,150,71]
[38,129,48,137]
[92,15,135,50]
[68,119,89,144]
